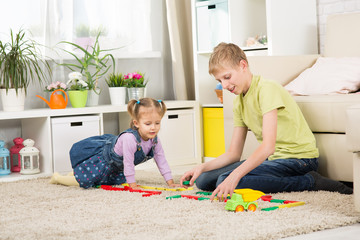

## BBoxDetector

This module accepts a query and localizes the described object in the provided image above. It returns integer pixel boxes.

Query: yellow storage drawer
[203,107,225,158]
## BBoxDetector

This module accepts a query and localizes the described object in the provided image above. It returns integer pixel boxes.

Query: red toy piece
[260,195,272,202]
[180,195,200,200]
[101,185,162,197]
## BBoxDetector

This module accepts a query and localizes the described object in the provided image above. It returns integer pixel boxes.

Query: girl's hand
[166,179,180,188]
[210,172,240,202]
[180,165,203,188]
[129,182,142,190]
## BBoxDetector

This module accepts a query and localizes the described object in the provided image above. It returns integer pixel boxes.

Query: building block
[165,194,211,201]
[261,206,279,211]
[138,184,193,191]
[277,201,305,209]
[259,195,305,211]
[260,195,272,202]
[181,195,200,200]
[196,191,212,196]
[198,197,210,201]
[101,185,162,197]
[166,195,182,200]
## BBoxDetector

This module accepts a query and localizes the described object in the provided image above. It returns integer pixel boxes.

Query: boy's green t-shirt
[233,75,319,160]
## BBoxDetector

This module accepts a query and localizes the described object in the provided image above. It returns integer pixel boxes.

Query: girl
[50,98,179,189]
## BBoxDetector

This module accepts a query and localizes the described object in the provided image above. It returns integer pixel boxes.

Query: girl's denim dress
[70,128,157,189]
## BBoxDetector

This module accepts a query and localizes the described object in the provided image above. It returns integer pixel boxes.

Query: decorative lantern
[10,137,24,172]
[19,139,40,175]
[0,140,11,175]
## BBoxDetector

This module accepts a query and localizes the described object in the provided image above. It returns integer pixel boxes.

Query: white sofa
[223,12,360,183]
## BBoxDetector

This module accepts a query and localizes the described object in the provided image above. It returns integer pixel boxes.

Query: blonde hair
[127,98,167,129]
[208,42,248,75]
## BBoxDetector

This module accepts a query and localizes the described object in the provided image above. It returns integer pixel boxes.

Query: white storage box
[51,115,101,173]
[158,109,196,166]
[196,0,229,52]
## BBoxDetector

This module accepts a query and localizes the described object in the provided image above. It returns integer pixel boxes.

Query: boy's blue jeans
[196,158,318,193]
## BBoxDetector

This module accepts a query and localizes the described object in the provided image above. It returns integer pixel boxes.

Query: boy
[180,42,352,201]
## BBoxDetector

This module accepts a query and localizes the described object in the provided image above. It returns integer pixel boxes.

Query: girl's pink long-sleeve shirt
[113,132,173,183]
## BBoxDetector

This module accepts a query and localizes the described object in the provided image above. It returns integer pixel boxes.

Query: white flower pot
[0,88,26,111]
[109,87,127,105]
[86,88,100,107]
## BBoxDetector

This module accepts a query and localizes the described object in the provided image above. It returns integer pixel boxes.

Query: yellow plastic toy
[225,188,265,212]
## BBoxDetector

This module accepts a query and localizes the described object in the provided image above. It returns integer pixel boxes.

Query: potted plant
[44,81,67,99]
[125,71,148,101]
[0,29,51,111]
[66,72,88,108]
[57,31,116,107]
[105,73,127,105]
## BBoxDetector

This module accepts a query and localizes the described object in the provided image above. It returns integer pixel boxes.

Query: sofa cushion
[293,94,360,133]
[285,57,360,95]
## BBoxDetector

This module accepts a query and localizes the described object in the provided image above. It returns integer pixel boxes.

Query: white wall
[317,0,360,54]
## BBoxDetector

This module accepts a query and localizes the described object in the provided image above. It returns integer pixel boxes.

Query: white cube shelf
[51,115,101,173]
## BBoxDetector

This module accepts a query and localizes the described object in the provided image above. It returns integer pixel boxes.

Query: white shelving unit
[191,0,318,105]
[0,101,202,182]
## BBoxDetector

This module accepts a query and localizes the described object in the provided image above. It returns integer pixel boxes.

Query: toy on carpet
[101,185,162,197]
[225,188,305,212]
[166,194,210,201]
[122,183,193,191]
[166,191,230,201]
[101,184,305,212]
[225,189,265,212]
[260,195,305,211]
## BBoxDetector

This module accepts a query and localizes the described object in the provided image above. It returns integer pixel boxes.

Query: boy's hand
[210,172,240,201]
[180,166,203,188]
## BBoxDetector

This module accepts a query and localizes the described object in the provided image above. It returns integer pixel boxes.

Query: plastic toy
[166,194,210,201]
[196,191,212,196]
[139,185,193,191]
[182,180,196,186]
[260,195,305,211]
[225,189,265,212]
[182,180,191,185]
[101,185,162,197]
[122,183,193,191]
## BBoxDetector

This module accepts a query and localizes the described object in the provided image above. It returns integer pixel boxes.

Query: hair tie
[157,100,162,103]
[136,100,140,104]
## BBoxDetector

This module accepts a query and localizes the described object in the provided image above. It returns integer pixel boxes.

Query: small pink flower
[60,83,67,89]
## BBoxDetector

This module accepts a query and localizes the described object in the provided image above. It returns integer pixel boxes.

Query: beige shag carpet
[1,171,359,240]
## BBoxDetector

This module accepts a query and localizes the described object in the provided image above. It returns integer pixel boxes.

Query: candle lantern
[10,137,24,172]
[0,140,11,175]
[20,139,40,175]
